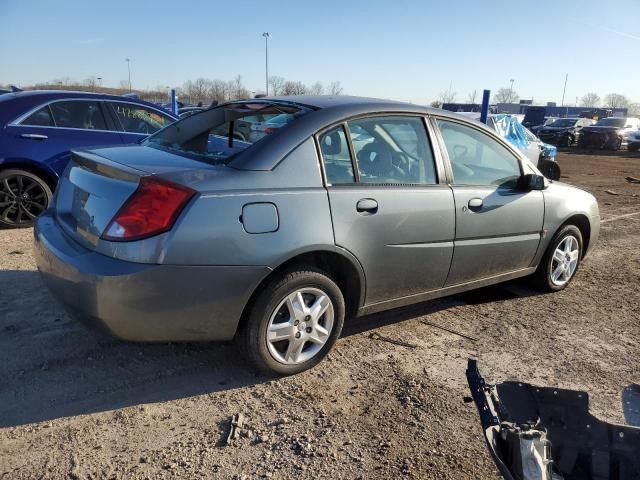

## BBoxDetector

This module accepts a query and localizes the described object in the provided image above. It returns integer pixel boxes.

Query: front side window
[346,116,437,185]
[50,101,107,130]
[21,106,54,126]
[437,120,521,187]
[319,126,355,184]
[111,103,173,134]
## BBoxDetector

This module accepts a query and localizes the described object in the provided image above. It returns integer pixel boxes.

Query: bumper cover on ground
[34,212,270,342]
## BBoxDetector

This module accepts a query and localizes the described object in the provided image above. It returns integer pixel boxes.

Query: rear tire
[239,267,345,375]
[531,225,583,292]
[0,169,52,228]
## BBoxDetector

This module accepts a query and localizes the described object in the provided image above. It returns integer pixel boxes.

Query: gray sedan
[34,96,600,375]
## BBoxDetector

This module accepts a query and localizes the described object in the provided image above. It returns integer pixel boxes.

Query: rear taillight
[102,177,195,242]
[264,127,274,135]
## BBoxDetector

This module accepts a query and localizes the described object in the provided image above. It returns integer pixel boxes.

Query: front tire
[0,169,52,228]
[239,267,345,375]
[532,225,583,292]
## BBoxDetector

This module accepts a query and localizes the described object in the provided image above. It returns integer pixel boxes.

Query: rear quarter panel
[161,138,336,267]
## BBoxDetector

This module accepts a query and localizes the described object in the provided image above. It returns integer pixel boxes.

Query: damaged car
[578,117,640,150]
[34,96,600,375]
[466,360,640,480]
[537,118,595,147]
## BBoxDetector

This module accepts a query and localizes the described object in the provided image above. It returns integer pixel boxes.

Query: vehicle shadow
[0,270,543,427]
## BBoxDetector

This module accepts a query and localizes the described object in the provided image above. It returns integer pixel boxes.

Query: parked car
[627,130,640,152]
[248,113,295,141]
[458,113,559,179]
[578,117,640,150]
[0,90,178,227]
[34,96,600,375]
[537,117,595,147]
[178,106,205,118]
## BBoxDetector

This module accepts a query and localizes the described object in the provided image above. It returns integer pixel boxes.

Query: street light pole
[262,32,271,95]
[125,58,132,92]
[509,78,515,103]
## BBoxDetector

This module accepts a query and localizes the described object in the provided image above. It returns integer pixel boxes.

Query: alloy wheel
[266,288,335,365]
[549,235,580,286]
[0,174,49,225]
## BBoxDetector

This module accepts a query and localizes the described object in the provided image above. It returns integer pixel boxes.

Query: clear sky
[1,0,639,104]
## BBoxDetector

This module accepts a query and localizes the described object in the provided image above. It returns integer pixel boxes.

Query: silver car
[34,96,600,375]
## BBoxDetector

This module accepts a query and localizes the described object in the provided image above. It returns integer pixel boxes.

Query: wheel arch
[236,248,366,337]
[0,159,59,192]
[558,213,591,258]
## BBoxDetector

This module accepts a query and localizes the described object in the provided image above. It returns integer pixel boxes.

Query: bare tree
[603,93,630,109]
[83,77,98,91]
[268,76,285,96]
[209,79,228,103]
[231,75,250,100]
[466,89,478,104]
[282,81,308,95]
[628,103,640,117]
[580,92,600,107]
[309,81,324,95]
[328,81,343,95]
[183,78,212,105]
[430,100,443,109]
[119,80,130,90]
[493,87,519,104]
[438,89,457,104]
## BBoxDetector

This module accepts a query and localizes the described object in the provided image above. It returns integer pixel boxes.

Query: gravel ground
[1,151,639,480]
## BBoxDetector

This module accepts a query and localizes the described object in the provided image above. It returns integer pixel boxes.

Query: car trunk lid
[54,146,212,249]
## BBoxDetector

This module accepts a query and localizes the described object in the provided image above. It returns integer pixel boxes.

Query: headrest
[321,130,342,155]
[357,141,393,177]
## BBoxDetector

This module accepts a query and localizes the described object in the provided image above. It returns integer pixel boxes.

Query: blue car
[0,90,177,227]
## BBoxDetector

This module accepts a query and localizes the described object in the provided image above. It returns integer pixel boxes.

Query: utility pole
[560,73,568,107]
[509,79,515,103]
[125,58,132,92]
[262,32,271,95]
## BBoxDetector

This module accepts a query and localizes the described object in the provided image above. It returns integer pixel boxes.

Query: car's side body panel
[327,185,455,303]
[445,186,544,285]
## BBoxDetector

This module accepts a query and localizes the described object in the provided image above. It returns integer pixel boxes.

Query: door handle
[468,198,483,209]
[20,133,48,140]
[356,198,378,215]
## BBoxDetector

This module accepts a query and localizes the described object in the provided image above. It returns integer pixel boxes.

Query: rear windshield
[595,118,625,127]
[144,101,309,164]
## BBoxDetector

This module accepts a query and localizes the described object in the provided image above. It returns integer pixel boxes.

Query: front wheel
[532,225,583,292]
[0,169,52,228]
[239,268,345,375]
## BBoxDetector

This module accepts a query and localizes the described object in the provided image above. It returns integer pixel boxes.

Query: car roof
[227,95,497,171]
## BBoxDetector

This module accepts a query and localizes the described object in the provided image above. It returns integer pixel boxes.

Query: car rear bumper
[34,211,270,342]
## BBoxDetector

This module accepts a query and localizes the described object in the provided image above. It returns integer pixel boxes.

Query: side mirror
[523,173,548,190]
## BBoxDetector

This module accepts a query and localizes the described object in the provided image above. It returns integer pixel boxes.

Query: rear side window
[110,102,173,134]
[437,120,521,187]
[319,126,355,184]
[347,116,437,185]
[50,101,107,130]
[21,106,54,126]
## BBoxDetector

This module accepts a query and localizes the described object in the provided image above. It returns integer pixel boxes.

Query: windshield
[549,119,578,128]
[144,102,309,164]
[595,118,625,127]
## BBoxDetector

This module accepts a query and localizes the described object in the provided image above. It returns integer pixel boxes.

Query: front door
[318,115,455,305]
[435,118,544,286]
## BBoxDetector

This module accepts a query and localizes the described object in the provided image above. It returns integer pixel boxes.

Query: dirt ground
[1,150,639,480]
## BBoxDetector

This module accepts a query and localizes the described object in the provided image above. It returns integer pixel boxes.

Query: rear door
[318,115,455,305]
[106,101,175,143]
[6,99,123,175]
[434,118,544,286]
